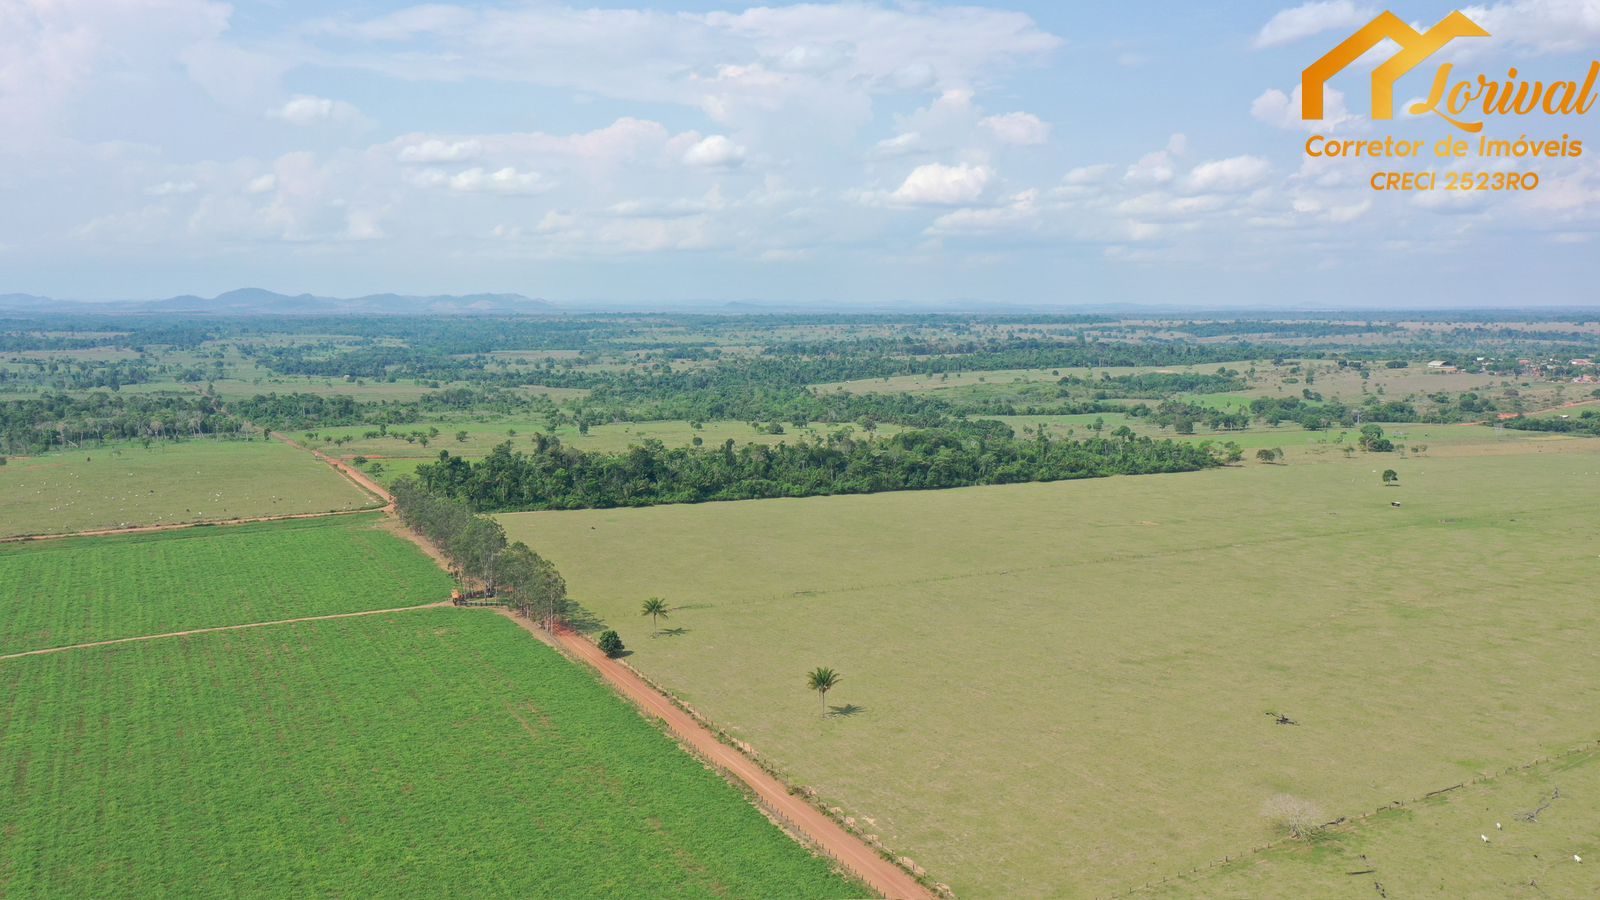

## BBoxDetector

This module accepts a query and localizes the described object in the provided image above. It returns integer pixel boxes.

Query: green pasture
[0,609,857,897]
[1159,746,1600,898]
[0,439,377,538]
[500,433,1600,896]
[0,515,452,655]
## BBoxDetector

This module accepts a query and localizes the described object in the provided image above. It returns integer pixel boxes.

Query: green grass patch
[0,439,377,537]
[0,609,858,897]
[499,435,1600,896]
[0,514,453,655]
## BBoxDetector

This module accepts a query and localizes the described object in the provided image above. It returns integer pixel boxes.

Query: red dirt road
[494,609,933,900]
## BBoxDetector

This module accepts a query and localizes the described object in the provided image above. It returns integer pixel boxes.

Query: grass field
[0,439,377,537]
[0,609,858,897]
[0,515,453,655]
[1159,745,1600,898]
[499,431,1600,896]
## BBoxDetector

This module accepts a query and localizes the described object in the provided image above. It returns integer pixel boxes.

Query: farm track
[493,608,934,900]
[271,425,931,897]
[0,601,450,662]
[0,505,383,544]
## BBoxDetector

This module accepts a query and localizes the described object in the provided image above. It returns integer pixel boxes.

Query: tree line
[410,425,1222,512]
[390,479,572,629]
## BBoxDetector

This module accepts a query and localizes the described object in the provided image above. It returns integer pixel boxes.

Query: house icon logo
[1302,11,1489,122]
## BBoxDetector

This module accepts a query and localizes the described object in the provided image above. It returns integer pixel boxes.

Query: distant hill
[0,289,554,316]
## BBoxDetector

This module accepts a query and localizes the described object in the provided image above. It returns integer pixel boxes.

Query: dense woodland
[411,426,1222,511]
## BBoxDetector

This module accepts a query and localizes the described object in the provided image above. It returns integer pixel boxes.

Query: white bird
[1496,823,1502,830]
[1481,835,1490,843]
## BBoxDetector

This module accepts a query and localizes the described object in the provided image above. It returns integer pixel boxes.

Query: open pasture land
[501,431,1600,896]
[0,514,453,655]
[0,439,377,537]
[1157,744,1600,898]
[0,609,857,897]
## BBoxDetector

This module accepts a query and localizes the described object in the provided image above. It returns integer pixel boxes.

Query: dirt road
[277,429,934,897]
[494,609,933,899]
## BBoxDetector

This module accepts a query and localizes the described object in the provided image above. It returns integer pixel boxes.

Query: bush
[597,630,625,657]
[1261,795,1326,839]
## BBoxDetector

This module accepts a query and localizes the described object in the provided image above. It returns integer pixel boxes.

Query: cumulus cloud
[1125,135,1187,186]
[1254,1,1374,49]
[981,112,1050,146]
[1462,0,1600,53]
[438,168,556,196]
[269,95,364,126]
[1252,85,1361,132]
[682,135,747,168]
[1184,156,1272,193]
[890,163,994,206]
[871,132,923,158]
[396,138,484,164]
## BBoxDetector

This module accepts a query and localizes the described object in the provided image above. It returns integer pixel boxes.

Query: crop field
[0,439,377,537]
[500,431,1600,896]
[0,515,453,655]
[0,608,857,897]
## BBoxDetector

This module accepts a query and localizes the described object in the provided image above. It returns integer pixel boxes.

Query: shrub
[597,630,625,657]
[1261,795,1326,840]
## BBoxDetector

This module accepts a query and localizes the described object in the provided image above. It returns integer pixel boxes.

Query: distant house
[1571,358,1594,367]
[1426,360,1458,373]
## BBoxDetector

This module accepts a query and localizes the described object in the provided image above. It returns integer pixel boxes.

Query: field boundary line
[0,601,451,662]
[1115,737,1600,897]
[0,505,386,544]
[485,607,935,900]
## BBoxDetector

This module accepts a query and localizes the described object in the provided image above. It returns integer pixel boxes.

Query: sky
[3,0,1600,308]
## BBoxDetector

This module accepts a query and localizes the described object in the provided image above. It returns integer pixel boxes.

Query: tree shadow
[658,627,690,637]
[563,602,607,635]
[828,704,866,718]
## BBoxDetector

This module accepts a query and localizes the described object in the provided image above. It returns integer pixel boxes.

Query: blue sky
[3,0,1599,308]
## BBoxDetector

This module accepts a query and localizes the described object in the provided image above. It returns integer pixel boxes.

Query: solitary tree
[806,667,841,716]
[597,630,625,657]
[641,597,670,634]
[1382,468,1399,485]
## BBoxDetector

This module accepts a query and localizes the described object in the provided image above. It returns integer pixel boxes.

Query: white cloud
[245,174,276,194]
[269,95,364,126]
[396,138,484,164]
[683,135,747,168]
[1462,0,1600,53]
[871,132,923,158]
[981,112,1050,146]
[1254,1,1374,49]
[1252,85,1361,132]
[890,162,994,206]
[928,189,1038,233]
[416,166,553,195]
[1125,136,1187,186]
[1185,156,1272,193]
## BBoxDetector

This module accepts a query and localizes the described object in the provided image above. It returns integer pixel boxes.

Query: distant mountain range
[0,288,554,316]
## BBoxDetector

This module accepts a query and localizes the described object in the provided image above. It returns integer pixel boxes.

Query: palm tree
[806,667,841,716]
[641,597,670,634]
